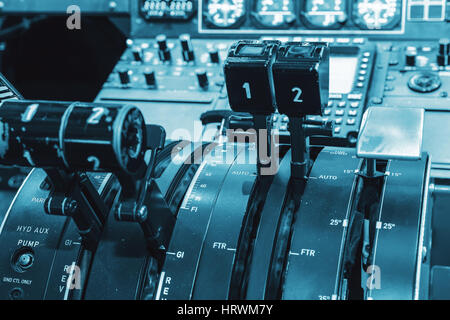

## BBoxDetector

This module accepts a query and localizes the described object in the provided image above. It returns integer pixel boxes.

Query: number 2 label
[87,107,106,125]
[292,87,303,103]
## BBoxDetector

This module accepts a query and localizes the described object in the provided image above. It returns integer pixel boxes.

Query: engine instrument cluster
[200,0,405,33]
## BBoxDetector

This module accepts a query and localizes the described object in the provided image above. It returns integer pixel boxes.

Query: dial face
[302,0,347,28]
[352,0,401,29]
[206,0,246,28]
[252,0,296,27]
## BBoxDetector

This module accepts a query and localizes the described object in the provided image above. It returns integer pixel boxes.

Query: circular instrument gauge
[205,0,247,28]
[251,0,296,28]
[352,0,401,30]
[301,0,347,29]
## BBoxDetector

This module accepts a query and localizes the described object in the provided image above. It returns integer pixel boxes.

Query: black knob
[438,38,449,55]
[132,46,142,62]
[156,34,171,62]
[156,34,168,51]
[405,47,417,67]
[118,69,131,86]
[179,33,195,62]
[179,34,193,51]
[437,38,449,66]
[209,48,220,64]
[159,49,172,62]
[196,69,209,89]
[144,68,157,87]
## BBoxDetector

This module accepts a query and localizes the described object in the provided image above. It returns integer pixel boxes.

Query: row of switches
[118,67,210,89]
[405,38,450,67]
[131,34,220,64]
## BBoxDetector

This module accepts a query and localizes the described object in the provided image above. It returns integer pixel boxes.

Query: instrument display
[352,0,402,29]
[140,0,196,20]
[301,0,347,29]
[329,53,359,94]
[251,0,297,28]
[204,0,247,28]
[199,0,407,33]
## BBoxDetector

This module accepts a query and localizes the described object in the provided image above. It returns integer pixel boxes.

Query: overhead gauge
[301,0,347,29]
[204,0,247,28]
[251,0,297,28]
[352,0,402,30]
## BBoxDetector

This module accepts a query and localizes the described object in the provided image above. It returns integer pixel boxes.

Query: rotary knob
[408,72,441,93]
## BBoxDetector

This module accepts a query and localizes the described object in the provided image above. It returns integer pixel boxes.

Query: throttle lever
[199,109,254,133]
[200,110,236,125]
[272,41,329,188]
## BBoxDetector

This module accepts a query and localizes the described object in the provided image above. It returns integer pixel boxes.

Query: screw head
[65,199,78,215]
[422,246,427,263]
[138,206,148,222]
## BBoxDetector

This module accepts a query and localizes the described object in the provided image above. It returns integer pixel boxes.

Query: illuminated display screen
[140,0,195,20]
[329,55,358,93]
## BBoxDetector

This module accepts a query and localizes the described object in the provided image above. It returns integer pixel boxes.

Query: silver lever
[357,107,424,161]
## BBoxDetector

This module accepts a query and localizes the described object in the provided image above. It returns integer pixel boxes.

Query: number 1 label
[243,82,252,99]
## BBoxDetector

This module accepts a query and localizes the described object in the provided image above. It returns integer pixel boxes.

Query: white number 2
[87,107,106,125]
[242,82,252,99]
[292,87,303,103]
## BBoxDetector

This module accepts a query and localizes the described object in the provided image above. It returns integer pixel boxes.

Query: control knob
[118,69,131,86]
[156,34,171,62]
[437,38,449,67]
[144,68,157,87]
[405,47,417,67]
[132,46,143,62]
[196,69,209,89]
[179,34,195,62]
[209,48,220,64]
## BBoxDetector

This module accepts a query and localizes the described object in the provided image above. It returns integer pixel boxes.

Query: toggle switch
[196,69,209,89]
[144,68,157,87]
[209,48,220,64]
[405,47,417,67]
[179,34,195,62]
[132,46,143,62]
[118,69,131,86]
[437,38,449,66]
[156,34,171,62]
